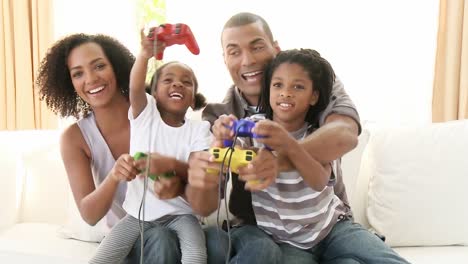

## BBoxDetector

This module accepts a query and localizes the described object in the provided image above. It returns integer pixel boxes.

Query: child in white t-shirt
[90,30,211,264]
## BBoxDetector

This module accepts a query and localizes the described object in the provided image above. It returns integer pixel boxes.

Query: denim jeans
[204,225,282,264]
[125,225,181,264]
[280,219,410,264]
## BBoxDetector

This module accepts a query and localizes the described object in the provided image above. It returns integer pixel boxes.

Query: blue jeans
[204,225,282,264]
[280,219,410,264]
[125,225,181,264]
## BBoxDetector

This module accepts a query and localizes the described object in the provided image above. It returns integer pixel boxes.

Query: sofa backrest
[0,130,70,228]
[339,127,371,227]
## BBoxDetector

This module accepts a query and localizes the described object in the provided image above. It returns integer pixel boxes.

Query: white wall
[53,0,440,124]
[53,0,139,56]
[165,0,439,124]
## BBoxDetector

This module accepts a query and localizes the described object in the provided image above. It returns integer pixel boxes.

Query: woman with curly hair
[36,33,182,263]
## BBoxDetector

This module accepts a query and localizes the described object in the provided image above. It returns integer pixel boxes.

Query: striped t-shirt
[251,124,347,249]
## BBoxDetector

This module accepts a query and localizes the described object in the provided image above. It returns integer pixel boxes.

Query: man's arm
[186,151,221,216]
[277,114,359,171]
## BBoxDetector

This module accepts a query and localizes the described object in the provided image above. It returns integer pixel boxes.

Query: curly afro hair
[36,33,135,118]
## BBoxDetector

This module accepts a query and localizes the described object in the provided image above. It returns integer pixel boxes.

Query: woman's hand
[109,154,139,182]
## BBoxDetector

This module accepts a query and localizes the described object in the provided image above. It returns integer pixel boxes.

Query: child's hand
[133,152,175,176]
[211,114,237,147]
[154,175,183,200]
[238,148,279,191]
[252,120,294,153]
[110,154,139,182]
[139,28,166,60]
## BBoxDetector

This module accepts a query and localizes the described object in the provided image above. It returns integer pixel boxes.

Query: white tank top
[77,113,127,227]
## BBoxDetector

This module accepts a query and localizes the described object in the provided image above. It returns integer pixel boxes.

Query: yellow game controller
[207,147,256,175]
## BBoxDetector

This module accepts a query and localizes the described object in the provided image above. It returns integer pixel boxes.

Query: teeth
[170,92,183,99]
[279,103,292,108]
[89,86,104,94]
[243,71,262,77]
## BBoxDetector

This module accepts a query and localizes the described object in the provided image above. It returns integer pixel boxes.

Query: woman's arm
[60,125,134,225]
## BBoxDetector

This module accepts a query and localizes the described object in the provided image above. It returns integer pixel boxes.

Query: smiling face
[154,62,196,116]
[270,63,318,132]
[67,42,119,109]
[222,21,280,106]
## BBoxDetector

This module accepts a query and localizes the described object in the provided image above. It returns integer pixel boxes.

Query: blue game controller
[224,116,271,150]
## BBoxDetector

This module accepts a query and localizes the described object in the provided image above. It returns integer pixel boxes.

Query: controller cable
[137,26,159,264]
[215,125,243,264]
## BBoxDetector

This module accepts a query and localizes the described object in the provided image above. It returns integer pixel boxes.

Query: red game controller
[147,23,200,60]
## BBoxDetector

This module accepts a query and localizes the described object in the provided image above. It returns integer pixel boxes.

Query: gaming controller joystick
[147,23,200,60]
[133,152,175,181]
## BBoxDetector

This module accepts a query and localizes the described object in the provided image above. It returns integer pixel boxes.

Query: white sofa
[1,120,468,263]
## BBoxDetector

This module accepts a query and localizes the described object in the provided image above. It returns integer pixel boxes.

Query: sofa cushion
[365,120,468,246]
[394,246,468,264]
[18,141,69,225]
[11,129,109,242]
[0,223,97,264]
[58,190,109,243]
[0,131,60,228]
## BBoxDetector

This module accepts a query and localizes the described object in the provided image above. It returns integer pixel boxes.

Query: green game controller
[133,152,175,181]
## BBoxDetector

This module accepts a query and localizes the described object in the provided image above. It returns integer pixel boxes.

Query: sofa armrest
[0,132,23,230]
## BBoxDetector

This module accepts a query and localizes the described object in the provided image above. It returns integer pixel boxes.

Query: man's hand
[187,151,222,190]
[212,114,238,147]
[238,148,279,191]
[110,154,139,182]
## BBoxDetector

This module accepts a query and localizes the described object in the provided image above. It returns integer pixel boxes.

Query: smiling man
[186,12,406,264]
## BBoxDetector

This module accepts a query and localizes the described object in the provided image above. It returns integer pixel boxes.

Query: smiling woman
[35,33,183,263]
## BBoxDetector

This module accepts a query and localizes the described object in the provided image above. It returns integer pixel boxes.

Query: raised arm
[60,125,137,225]
[129,29,156,117]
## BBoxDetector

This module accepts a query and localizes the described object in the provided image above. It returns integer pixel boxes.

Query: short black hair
[223,12,274,42]
[258,49,335,125]
[36,33,135,118]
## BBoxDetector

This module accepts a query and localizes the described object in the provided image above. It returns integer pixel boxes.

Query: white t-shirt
[123,93,212,221]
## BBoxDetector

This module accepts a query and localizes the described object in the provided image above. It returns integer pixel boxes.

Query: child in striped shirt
[250,48,346,250]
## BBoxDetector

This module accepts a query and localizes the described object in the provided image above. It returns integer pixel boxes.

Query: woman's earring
[76,95,90,114]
